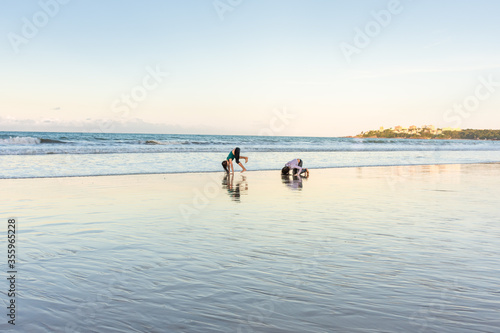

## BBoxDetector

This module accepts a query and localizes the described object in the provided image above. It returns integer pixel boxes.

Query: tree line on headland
[357,128,500,140]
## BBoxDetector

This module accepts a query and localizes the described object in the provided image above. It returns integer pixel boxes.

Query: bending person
[281,158,309,177]
[222,147,248,173]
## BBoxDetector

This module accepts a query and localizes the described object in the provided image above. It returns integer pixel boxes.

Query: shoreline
[1,161,499,180]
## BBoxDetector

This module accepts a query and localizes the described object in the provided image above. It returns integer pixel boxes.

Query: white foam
[0,136,41,145]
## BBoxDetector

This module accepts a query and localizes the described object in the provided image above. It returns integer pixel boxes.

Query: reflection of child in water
[281,174,305,190]
[222,173,248,201]
[281,158,309,177]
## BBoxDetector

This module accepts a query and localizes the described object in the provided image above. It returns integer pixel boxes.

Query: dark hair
[234,147,240,164]
[281,166,290,175]
[298,159,303,167]
[222,160,228,172]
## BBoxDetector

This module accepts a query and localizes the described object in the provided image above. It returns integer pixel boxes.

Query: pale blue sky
[1,0,500,136]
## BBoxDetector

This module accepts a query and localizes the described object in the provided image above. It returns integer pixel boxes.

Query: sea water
[2,131,500,178]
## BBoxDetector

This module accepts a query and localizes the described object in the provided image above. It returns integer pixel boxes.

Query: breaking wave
[0,136,41,145]
[0,136,68,145]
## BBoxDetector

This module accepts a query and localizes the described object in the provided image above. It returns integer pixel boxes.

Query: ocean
[2,131,500,178]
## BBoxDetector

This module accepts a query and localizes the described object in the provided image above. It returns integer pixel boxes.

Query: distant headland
[354,125,500,140]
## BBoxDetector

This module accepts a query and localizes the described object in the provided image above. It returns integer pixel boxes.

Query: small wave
[360,139,399,144]
[40,138,66,144]
[0,136,41,145]
[188,141,210,145]
[142,140,196,145]
[142,140,213,145]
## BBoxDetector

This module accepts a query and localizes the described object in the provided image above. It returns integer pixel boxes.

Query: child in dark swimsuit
[222,147,248,173]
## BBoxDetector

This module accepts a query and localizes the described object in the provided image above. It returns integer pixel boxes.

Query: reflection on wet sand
[281,173,308,190]
[2,165,500,332]
[222,173,248,201]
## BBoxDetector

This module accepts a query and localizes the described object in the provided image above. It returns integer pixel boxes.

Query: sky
[1,0,500,137]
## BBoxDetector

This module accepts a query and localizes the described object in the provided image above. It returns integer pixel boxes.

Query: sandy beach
[2,164,500,332]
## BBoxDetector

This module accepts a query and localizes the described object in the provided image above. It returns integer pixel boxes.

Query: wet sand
[1,164,500,332]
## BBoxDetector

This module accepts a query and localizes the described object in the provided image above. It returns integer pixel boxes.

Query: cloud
[282,80,333,86]
[348,64,500,81]
[0,116,253,135]
[0,116,185,134]
[422,40,446,49]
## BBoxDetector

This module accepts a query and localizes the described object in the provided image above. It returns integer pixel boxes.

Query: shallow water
[2,131,500,179]
[3,150,500,179]
[1,164,500,332]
